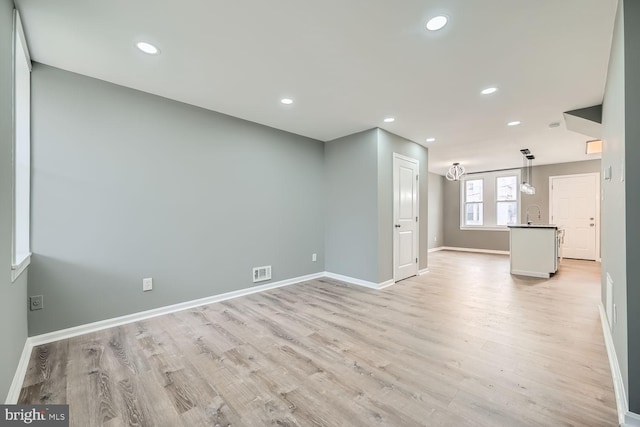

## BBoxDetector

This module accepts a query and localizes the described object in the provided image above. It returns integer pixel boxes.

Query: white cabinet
[509,225,558,278]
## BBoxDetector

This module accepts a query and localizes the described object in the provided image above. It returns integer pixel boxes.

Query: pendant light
[527,156,536,195]
[446,162,465,181]
[520,150,529,192]
[519,149,536,195]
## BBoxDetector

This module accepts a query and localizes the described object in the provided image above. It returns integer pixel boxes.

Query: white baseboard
[428,247,444,253]
[510,269,550,279]
[5,338,32,404]
[323,272,393,290]
[599,303,628,426]
[28,270,398,348]
[377,279,396,289]
[418,268,429,275]
[12,270,410,401]
[439,246,509,255]
[29,272,324,347]
[626,411,640,427]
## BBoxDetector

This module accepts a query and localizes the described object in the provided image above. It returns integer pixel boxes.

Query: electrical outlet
[143,278,153,292]
[29,295,43,311]
[312,253,317,262]
[434,236,437,242]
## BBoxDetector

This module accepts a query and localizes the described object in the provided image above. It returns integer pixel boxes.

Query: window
[460,170,520,230]
[496,175,518,225]
[464,179,483,226]
[11,10,31,281]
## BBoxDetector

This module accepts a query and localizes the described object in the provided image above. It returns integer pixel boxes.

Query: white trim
[5,338,32,404]
[459,169,521,230]
[10,253,30,282]
[393,153,420,282]
[428,247,444,253]
[9,270,406,401]
[459,226,510,232]
[439,246,509,255]
[14,11,31,70]
[391,152,419,163]
[323,272,393,290]
[599,303,628,426]
[28,271,402,347]
[11,10,32,280]
[377,279,396,289]
[626,411,640,427]
[418,268,429,275]
[510,269,550,279]
[29,272,324,347]
[549,172,600,261]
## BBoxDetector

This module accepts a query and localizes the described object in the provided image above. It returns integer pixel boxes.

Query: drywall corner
[0,0,29,402]
[324,129,380,283]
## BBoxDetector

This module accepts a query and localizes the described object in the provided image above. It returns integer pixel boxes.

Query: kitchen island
[508,225,559,278]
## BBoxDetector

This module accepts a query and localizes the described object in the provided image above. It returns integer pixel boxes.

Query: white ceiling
[16,0,617,175]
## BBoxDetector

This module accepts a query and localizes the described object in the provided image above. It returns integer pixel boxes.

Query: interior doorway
[549,173,600,260]
[393,153,419,281]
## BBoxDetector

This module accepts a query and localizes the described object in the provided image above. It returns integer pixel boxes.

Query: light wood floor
[19,251,617,426]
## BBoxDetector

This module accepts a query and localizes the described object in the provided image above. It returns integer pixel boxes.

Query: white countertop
[508,224,558,229]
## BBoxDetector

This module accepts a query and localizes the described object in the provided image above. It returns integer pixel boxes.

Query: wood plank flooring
[19,251,618,426]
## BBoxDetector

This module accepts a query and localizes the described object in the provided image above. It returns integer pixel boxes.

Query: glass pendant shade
[520,151,536,194]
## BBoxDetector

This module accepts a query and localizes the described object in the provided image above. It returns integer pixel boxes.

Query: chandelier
[446,162,465,181]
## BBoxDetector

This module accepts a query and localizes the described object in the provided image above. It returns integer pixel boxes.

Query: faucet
[526,204,541,225]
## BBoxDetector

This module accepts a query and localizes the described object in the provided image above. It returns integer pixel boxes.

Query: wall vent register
[253,265,272,283]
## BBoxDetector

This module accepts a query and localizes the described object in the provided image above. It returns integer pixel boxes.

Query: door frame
[548,172,601,261]
[393,153,420,282]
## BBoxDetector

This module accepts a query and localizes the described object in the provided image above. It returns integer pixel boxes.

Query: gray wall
[520,160,601,225]
[377,129,429,281]
[324,128,429,283]
[324,129,379,283]
[442,178,510,251]
[602,0,629,405]
[443,160,601,251]
[0,1,29,401]
[28,64,325,335]
[428,173,444,250]
[623,0,640,413]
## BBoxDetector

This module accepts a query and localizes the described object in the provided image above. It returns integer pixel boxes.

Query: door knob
[395,224,401,228]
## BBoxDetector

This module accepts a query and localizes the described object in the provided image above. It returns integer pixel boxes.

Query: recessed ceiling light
[426,15,448,31]
[481,87,497,95]
[384,117,395,123]
[426,137,436,142]
[280,98,294,105]
[507,120,521,126]
[136,41,160,55]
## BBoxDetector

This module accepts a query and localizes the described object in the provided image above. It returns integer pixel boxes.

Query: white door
[393,154,419,281]
[550,173,599,260]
